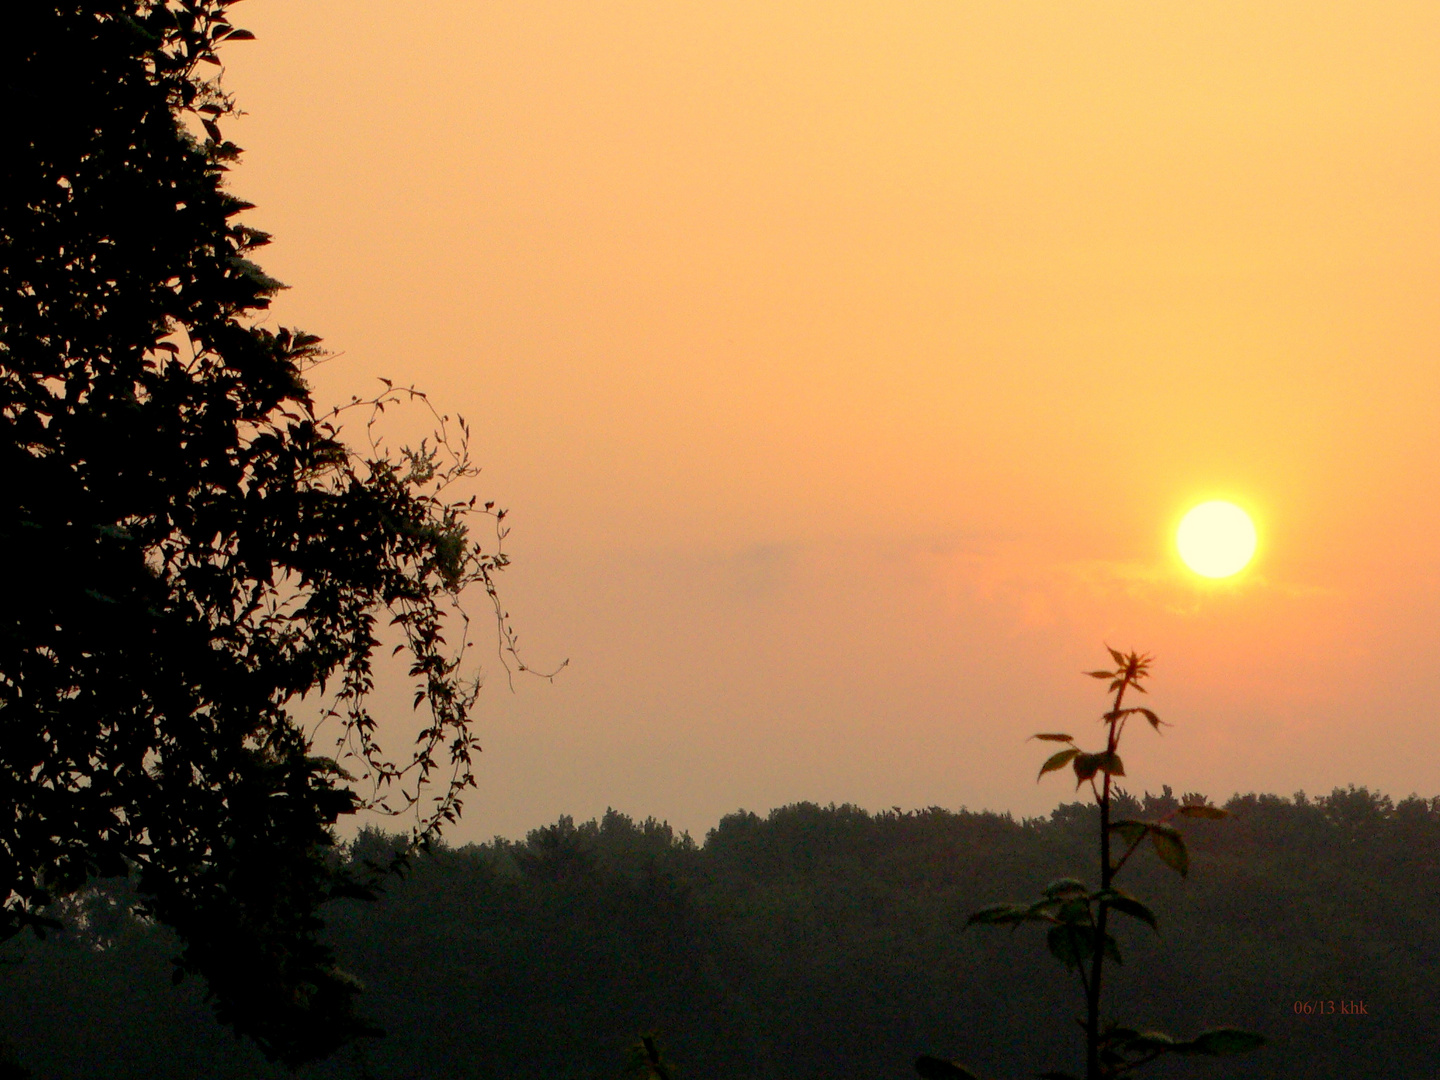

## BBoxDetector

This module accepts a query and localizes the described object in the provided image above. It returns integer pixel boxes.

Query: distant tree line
[1,786,1434,1079]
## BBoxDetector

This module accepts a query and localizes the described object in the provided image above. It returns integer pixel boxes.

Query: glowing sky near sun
[222,1,1440,840]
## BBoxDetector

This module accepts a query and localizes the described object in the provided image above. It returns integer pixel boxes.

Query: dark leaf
[1108,819,1149,845]
[1083,670,1114,679]
[1072,752,1105,784]
[1149,824,1189,877]
[1055,898,1090,925]
[1072,750,1123,783]
[1031,733,1075,742]
[1042,878,1089,899]
[1046,924,1089,968]
[1137,707,1166,730]
[1023,898,1062,922]
[1038,748,1081,781]
[1098,891,1159,932]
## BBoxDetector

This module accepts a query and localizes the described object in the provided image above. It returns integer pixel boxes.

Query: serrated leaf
[1137,707,1165,730]
[1107,645,1127,666]
[1031,733,1075,742]
[224,27,256,40]
[1184,1030,1265,1056]
[1149,824,1189,877]
[1178,804,1227,819]
[915,1056,981,1080]
[1039,748,1080,781]
[1083,670,1114,679]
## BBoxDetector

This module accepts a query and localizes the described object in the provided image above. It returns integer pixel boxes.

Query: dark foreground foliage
[1,787,1435,1080]
[2,2,522,1063]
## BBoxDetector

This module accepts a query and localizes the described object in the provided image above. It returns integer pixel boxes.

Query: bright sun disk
[1176,501,1257,578]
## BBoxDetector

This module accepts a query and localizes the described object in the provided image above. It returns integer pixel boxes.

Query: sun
[1176,501,1257,578]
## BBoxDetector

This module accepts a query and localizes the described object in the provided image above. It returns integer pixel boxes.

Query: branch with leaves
[919,649,1263,1080]
[304,379,568,845]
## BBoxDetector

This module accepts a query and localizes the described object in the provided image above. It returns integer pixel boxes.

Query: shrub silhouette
[923,649,1264,1080]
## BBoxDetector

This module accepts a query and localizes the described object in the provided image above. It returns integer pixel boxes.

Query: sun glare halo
[1176,501,1257,579]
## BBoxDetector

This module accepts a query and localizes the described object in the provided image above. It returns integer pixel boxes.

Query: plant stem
[1086,670,1130,1080]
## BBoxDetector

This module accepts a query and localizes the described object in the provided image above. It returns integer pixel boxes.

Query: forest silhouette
[2,786,1433,1079]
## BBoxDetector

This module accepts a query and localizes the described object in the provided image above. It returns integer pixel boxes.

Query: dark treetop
[2,1,513,1063]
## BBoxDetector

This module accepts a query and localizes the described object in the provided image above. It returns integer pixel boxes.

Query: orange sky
[222,1,1440,840]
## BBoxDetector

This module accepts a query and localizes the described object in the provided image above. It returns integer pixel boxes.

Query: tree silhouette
[1,0,538,1064]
